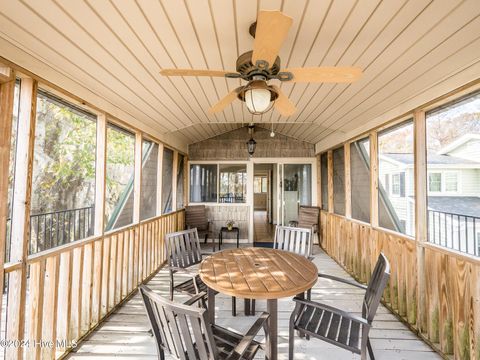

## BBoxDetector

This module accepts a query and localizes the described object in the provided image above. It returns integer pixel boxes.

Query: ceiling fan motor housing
[236,50,281,77]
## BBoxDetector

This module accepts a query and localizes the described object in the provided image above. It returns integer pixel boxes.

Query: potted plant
[226,220,234,231]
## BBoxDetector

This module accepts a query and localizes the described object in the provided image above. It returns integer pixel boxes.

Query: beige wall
[205,204,249,241]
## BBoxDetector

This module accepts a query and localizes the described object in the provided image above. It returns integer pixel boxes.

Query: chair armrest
[183,292,207,306]
[292,297,370,327]
[318,273,367,290]
[226,312,270,360]
[289,220,299,227]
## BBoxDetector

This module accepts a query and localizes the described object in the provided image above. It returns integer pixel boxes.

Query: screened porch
[0,1,480,360]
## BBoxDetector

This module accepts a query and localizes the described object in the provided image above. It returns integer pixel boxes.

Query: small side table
[218,226,239,250]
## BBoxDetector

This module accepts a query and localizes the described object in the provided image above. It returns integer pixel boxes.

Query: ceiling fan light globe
[245,88,272,114]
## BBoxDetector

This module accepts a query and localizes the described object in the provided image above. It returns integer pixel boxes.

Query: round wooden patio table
[199,247,318,360]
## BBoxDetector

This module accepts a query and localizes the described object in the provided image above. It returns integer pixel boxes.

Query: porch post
[94,113,107,236]
[344,143,352,219]
[0,67,15,337]
[247,160,254,243]
[172,150,178,212]
[414,110,427,332]
[369,131,379,227]
[316,154,322,207]
[133,132,142,224]
[6,77,37,359]
[183,155,189,207]
[156,143,164,215]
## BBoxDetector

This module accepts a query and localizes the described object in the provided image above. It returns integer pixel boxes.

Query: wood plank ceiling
[0,0,479,146]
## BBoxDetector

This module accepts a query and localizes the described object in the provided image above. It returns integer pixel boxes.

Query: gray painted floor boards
[67,245,440,360]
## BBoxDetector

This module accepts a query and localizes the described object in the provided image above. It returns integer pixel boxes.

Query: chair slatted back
[274,225,312,258]
[165,229,203,269]
[362,253,390,323]
[140,285,217,360]
[297,206,320,231]
[185,205,209,231]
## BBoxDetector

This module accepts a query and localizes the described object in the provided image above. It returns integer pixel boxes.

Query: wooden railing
[3,209,184,360]
[320,211,480,360]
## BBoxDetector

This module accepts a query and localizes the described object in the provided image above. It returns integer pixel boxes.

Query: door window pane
[162,148,174,213]
[262,177,268,193]
[190,164,218,202]
[378,120,415,236]
[31,90,96,253]
[350,138,370,223]
[176,154,185,209]
[105,124,135,231]
[283,164,312,224]
[320,153,328,210]
[426,91,480,255]
[140,140,158,220]
[333,147,345,215]
[219,164,246,203]
[254,176,266,193]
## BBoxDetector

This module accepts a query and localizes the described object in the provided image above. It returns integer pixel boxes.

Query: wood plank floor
[254,211,274,243]
[67,244,440,360]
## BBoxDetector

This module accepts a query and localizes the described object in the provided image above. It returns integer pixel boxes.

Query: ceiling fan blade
[285,67,363,83]
[252,11,293,68]
[271,85,296,117]
[208,87,242,114]
[160,69,231,77]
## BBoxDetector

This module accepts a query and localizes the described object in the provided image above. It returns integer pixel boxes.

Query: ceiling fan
[160,10,362,116]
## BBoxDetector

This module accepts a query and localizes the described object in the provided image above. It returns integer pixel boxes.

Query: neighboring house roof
[438,134,480,155]
[382,153,479,165]
[427,196,480,218]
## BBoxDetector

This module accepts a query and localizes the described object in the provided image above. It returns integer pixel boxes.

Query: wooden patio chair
[250,225,313,315]
[288,253,390,360]
[274,225,313,259]
[165,228,238,315]
[289,205,320,244]
[140,285,269,360]
[185,205,213,250]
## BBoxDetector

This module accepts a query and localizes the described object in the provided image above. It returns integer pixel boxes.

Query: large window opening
[189,164,218,203]
[333,147,345,215]
[176,154,185,209]
[219,164,247,203]
[351,137,371,223]
[162,148,174,213]
[378,120,415,237]
[426,91,480,255]
[140,140,159,221]
[30,90,97,253]
[105,124,135,231]
[320,153,328,210]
